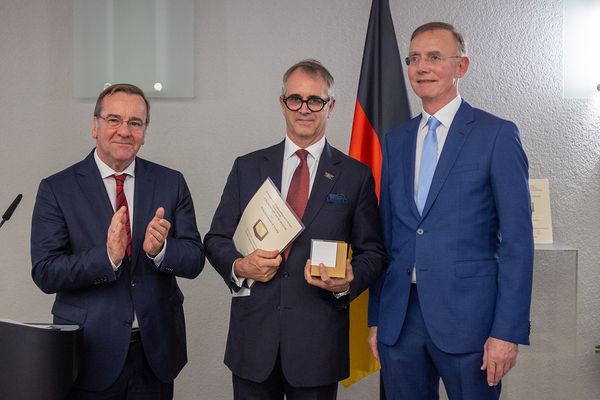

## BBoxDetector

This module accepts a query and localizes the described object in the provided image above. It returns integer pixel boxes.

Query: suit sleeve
[157,172,205,279]
[489,121,534,345]
[204,158,245,288]
[347,163,387,302]
[31,179,118,294]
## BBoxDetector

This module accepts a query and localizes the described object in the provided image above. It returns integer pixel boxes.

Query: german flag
[342,0,411,390]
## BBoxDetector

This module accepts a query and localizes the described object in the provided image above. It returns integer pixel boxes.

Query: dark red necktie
[113,174,132,258]
[284,149,309,259]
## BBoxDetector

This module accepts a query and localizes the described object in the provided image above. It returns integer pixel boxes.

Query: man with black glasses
[205,59,386,399]
[31,83,205,399]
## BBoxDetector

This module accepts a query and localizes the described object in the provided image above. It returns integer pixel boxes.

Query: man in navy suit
[368,22,534,399]
[31,83,205,399]
[205,59,386,399]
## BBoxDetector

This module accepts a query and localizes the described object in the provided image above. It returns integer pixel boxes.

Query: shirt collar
[419,95,462,130]
[94,150,136,179]
[284,136,326,162]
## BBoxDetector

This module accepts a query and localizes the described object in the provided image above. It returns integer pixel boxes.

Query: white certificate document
[233,178,304,286]
[529,178,553,244]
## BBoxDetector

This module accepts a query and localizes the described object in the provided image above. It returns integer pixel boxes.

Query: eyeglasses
[97,115,146,131]
[282,95,330,112]
[405,54,463,66]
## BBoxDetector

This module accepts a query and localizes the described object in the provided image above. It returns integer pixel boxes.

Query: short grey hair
[281,59,335,98]
[411,22,468,56]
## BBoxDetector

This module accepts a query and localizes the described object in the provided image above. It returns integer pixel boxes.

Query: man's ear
[91,117,98,139]
[456,56,470,79]
[327,98,336,118]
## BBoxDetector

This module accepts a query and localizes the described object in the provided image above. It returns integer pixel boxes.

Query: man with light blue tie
[368,22,534,400]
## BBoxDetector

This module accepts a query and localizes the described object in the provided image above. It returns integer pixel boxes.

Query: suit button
[416,228,424,235]
[283,272,289,278]
[131,280,137,287]
[407,269,412,275]
[277,306,281,311]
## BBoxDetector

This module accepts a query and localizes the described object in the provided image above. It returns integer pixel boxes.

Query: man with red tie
[31,83,205,399]
[205,59,386,399]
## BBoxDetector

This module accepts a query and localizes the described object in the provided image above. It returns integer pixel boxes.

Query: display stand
[0,319,82,400]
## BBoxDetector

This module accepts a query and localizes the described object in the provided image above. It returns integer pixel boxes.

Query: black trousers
[68,340,173,400]
[232,353,338,400]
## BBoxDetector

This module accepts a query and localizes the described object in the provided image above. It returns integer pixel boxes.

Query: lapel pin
[324,172,334,180]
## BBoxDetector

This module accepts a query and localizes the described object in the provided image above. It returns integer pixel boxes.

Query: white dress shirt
[94,151,167,328]
[412,95,462,283]
[280,136,325,200]
[93,151,167,270]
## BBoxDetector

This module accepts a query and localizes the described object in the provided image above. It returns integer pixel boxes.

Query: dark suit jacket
[31,150,205,391]
[205,140,386,387]
[369,101,534,354]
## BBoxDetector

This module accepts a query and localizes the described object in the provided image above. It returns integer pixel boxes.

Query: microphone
[0,194,23,229]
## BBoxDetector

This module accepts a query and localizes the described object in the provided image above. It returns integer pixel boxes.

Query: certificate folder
[233,178,305,287]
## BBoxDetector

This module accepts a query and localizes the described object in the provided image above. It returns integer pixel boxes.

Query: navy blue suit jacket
[31,150,205,391]
[205,140,386,387]
[369,101,534,353]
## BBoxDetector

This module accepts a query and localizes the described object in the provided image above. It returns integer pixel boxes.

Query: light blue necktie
[417,116,441,214]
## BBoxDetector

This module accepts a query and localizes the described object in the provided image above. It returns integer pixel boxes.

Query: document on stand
[233,178,304,286]
[529,178,553,244]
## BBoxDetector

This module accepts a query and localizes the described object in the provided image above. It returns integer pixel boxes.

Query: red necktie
[113,174,132,258]
[284,149,309,259]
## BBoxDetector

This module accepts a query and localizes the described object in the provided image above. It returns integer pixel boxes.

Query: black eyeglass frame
[282,95,331,112]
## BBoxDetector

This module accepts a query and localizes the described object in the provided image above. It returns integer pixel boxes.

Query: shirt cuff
[147,239,167,266]
[107,247,121,271]
[231,260,247,288]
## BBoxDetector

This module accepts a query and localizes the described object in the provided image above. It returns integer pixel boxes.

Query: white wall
[0,0,598,399]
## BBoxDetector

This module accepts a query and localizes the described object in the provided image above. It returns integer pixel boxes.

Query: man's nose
[116,122,132,135]
[298,100,312,113]
[415,59,431,72]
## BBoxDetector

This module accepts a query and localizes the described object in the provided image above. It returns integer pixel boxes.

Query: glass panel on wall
[563,0,600,98]
[74,0,194,98]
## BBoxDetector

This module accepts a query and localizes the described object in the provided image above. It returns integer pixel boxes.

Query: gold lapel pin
[324,172,334,180]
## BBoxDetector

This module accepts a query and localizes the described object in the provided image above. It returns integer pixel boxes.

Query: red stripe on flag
[349,99,383,199]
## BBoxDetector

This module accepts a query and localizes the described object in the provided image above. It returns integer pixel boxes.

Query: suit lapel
[421,101,473,218]
[131,157,156,270]
[402,118,421,220]
[75,151,114,231]
[301,141,340,228]
[260,141,285,192]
